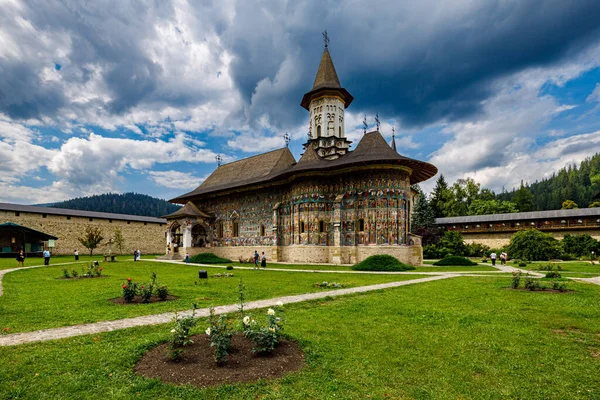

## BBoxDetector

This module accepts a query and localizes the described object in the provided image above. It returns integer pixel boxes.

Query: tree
[562,234,600,257]
[439,230,467,256]
[589,201,600,208]
[78,226,104,257]
[430,175,449,218]
[561,199,578,209]
[506,229,562,261]
[467,199,518,215]
[512,181,534,212]
[113,227,125,255]
[411,186,441,245]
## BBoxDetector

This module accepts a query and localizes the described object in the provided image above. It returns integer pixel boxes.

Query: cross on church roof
[215,154,223,166]
[322,30,330,48]
[363,116,368,134]
[375,113,380,131]
[283,132,290,147]
[392,126,395,138]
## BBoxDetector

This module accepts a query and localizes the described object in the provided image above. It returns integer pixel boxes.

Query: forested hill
[48,193,181,217]
[496,153,600,210]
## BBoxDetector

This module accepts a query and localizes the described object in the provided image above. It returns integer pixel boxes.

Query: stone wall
[0,211,165,255]
[186,244,423,265]
[463,229,600,248]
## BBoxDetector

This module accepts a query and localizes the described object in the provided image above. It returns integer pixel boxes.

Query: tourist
[490,251,497,266]
[253,250,259,269]
[43,248,51,266]
[136,249,141,261]
[261,252,267,269]
[167,243,171,254]
[74,249,79,261]
[500,252,507,265]
[16,250,25,267]
[133,249,138,261]
[185,252,190,263]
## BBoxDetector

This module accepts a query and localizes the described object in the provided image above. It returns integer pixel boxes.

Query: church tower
[301,35,354,160]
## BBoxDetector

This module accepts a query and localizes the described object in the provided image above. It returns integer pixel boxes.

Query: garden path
[0,274,457,347]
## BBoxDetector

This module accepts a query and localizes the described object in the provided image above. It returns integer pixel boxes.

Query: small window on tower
[319,220,325,233]
[260,224,265,236]
[233,220,239,237]
[300,221,305,233]
[339,127,341,136]
[218,221,224,239]
[316,125,321,137]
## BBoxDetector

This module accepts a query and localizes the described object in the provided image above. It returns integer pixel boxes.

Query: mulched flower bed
[109,295,178,304]
[135,333,304,387]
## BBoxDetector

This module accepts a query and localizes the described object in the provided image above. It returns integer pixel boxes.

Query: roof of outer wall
[436,208,600,224]
[171,130,438,204]
[0,202,167,224]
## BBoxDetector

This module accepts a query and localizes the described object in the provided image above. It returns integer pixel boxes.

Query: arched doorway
[191,224,208,247]
[170,223,182,252]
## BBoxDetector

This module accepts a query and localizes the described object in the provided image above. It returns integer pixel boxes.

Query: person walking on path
[133,250,138,262]
[43,249,51,266]
[74,249,79,261]
[261,252,267,269]
[500,252,507,265]
[185,252,190,263]
[16,250,25,267]
[253,250,259,269]
[490,252,497,266]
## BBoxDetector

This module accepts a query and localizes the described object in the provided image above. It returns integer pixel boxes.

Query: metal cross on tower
[322,30,330,48]
[283,132,290,147]
[363,115,368,134]
[375,113,380,131]
[392,126,396,139]
[215,154,223,166]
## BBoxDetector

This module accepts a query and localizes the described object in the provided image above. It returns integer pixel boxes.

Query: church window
[42,214,47,218]
[357,219,365,232]
[233,220,239,237]
[300,221,305,233]
[339,127,341,136]
[218,221,224,239]
[15,212,20,216]
[319,220,325,233]
[260,224,265,236]
[316,125,321,137]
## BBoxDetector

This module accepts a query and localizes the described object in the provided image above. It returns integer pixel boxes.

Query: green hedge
[351,254,416,271]
[189,253,232,264]
[433,255,478,266]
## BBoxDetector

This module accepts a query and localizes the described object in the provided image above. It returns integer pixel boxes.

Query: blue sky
[1,0,600,204]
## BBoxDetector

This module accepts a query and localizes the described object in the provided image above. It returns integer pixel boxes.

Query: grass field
[0,260,423,333]
[0,254,161,271]
[1,276,599,399]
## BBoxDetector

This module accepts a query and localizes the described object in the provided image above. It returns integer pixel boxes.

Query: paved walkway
[0,261,81,296]
[0,274,456,347]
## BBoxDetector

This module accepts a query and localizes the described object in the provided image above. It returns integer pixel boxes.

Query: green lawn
[1,276,598,399]
[0,260,423,333]
[220,261,498,272]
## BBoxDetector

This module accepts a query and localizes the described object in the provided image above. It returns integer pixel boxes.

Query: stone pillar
[271,203,280,262]
[331,194,343,264]
[165,228,172,253]
[182,225,192,249]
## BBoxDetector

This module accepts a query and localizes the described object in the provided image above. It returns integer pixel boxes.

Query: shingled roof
[170,131,437,204]
[301,47,353,109]
[162,201,211,219]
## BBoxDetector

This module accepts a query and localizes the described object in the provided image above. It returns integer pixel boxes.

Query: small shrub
[511,271,521,289]
[352,255,416,271]
[243,302,284,354]
[122,278,137,303]
[545,271,562,279]
[189,253,232,264]
[156,285,169,301]
[433,255,478,266]
[62,268,71,279]
[169,308,197,360]
[481,258,489,263]
[139,284,153,303]
[524,274,541,291]
[71,269,78,278]
[206,306,234,363]
[552,280,567,292]
[315,281,346,288]
[518,261,528,267]
[226,265,234,270]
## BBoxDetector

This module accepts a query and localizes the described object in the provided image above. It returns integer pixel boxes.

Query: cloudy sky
[2,0,600,204]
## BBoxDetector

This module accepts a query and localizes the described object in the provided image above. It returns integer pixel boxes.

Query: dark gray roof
[0,222,58,240]
[0,202,166,224]
[163,201,211,219]
[171,130,438,204]
[436,208,600,224]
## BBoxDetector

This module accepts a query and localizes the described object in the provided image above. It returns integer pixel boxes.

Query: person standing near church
[16,250,25,267]
[74,249,79,261]
[261,252,267,269]
[253,250,259,269]
[490,251,497,266]
[43,249,51,266]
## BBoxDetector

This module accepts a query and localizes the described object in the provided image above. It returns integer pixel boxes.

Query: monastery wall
[0,211,165,256]
[462,229,600,248]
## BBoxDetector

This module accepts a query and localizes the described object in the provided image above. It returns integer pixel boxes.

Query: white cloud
[147,170,203,189]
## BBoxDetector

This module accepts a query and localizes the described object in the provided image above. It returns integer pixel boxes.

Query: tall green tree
[512,181,534,212]
[467,199,518,215]
[506,229,562,261]
[113,228,125,255]
[411,185,441,245]
[78,226,104,257]
[430,175,449,218]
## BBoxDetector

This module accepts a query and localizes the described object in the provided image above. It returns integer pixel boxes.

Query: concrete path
[0,274,456,347]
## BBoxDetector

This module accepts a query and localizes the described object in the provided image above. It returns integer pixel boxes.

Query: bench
[103,255,117,262]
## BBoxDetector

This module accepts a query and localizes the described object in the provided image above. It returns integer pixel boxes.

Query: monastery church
[165,42,438,265]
